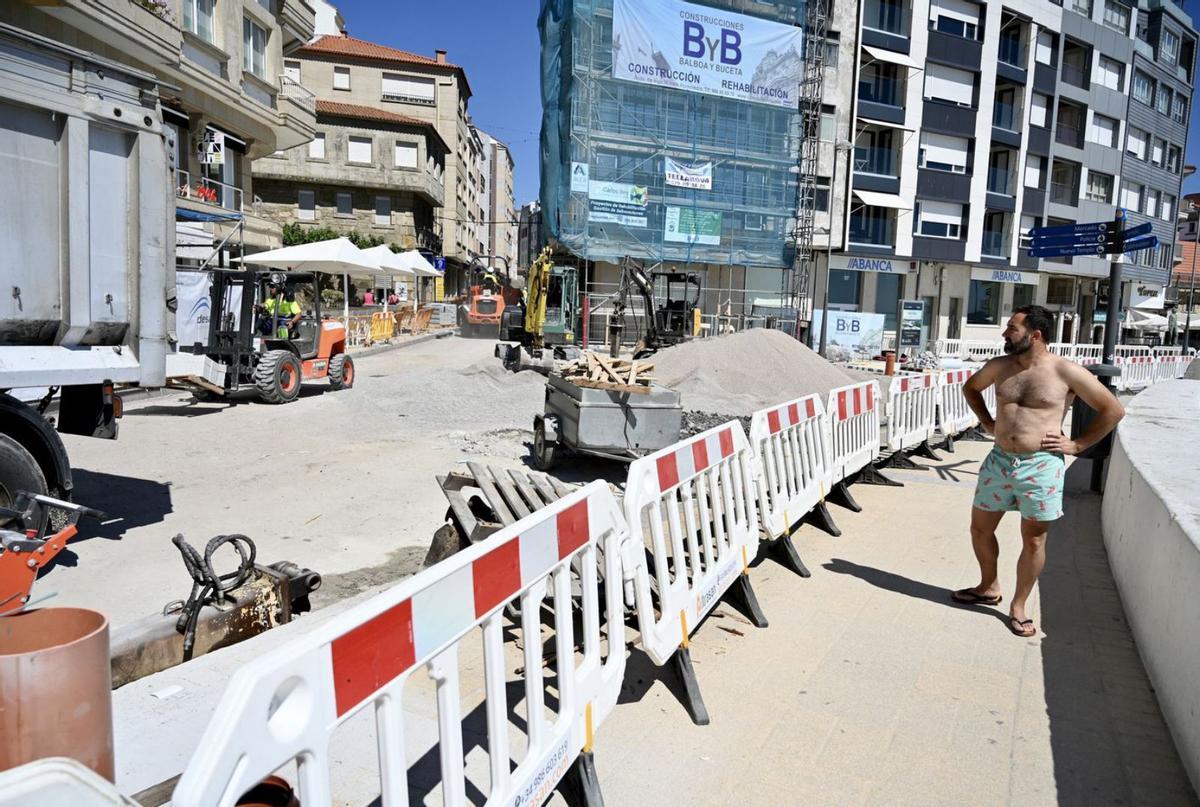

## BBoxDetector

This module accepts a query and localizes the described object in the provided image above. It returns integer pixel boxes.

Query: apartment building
[288,32,479,289]
[252,64,449,254]
[476,129,518,271]
[3,0,318,251]
[815,0,1195,346]
[517,201,543,273]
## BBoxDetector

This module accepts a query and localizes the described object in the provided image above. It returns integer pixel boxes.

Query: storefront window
[874,273,903,330]
[967,280,1001,324]
[1012,283,1035,310]
[827,270,862,309]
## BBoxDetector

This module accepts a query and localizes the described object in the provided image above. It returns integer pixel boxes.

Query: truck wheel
[0,434,48,514]
[329,353,355,390]
[255,350,302,404]
[533,418,556,471]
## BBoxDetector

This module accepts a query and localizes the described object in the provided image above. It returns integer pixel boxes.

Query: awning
[857,117,917,131]
[853,189,913,210]
[862,45,924,71]
[176,207,242,223]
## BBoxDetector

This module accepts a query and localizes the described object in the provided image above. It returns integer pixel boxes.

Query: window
[864,0,905,35]
[824,37,839,69]
[1167,145,1182,173]
[1156,85,1171,116]
[374,196,391,226]
[348,136,372,164]
[336,192,352,216]
[1163,194,1176,222]
[381,73,436,104]
[1120,181,1142,212]
[924,63,975,107]
[930,0,979,40]
[394,141,418,169]
[1126,127,1148,160]
[182,0,215,42]
[1087,113,1118,148]
[967,280,1001,325]
[1068,0,1092,16]
[855,128,897,176]
[1152,138,1165,166]
[1102,0,1129,33]
[815,176,831,212]
[1024,153,1046,189]
[848,205,895,246]
[918,131,969,173]
[1047,277,1075,306]
[242,18,267,78]
[1096,56,1123,92]
[988,150,1014,195]
[333,66,351,90]
[982,211,1008,256]
[1085,171,1113,203]
[914,200,964,239]
[308,132,325,159]
[1172,95,1187,124]
[859,63,901,106]
[820,112,835,141]
[283,60,301,84]
[1030,93,1049,128]
[1035,30,1055,66]
[994,86,1018,130]
[1145,189,1160,217]
[1133,71,1153,105]
[297,190,315,221]
[1013,283,1035,310]
[875,273,903,330]
[1162,29,1181,66]
[827,270,862,308]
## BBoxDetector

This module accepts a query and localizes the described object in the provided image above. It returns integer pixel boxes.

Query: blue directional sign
[1027,242,1108,258]
[1121,235,1159,253]
[1028,220,1116,239]
[1025,231,1108,247]
[1118,222,1154,241]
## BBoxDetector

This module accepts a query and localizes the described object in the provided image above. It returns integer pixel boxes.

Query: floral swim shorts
[973,447,1066,522]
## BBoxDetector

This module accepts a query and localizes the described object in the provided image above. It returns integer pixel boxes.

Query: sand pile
[652,329,871,415]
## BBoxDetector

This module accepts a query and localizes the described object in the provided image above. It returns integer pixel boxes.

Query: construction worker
[257,280,302,338]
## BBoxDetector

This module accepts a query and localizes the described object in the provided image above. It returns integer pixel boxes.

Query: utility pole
[819,140,853,357]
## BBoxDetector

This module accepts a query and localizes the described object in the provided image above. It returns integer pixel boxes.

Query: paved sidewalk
[586,440,1197,806]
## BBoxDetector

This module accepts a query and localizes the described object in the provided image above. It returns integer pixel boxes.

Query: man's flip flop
[951,588,1002,606]
[1009,617,1037,637]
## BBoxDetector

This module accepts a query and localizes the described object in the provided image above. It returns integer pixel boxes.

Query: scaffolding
[781,0,827,339]
[539,0,806,279]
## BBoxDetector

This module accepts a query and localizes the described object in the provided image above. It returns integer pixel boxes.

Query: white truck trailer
[0,23,172,504]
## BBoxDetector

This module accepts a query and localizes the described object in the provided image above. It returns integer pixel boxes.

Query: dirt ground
[45,335,588,627]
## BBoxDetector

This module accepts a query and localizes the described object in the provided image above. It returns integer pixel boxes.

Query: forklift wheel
[533,418,556,471]
[255,350,303,404]
[329,353,355,390]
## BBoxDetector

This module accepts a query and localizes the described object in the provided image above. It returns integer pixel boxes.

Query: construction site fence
[12,351,1198,804]
[347,306,439,348]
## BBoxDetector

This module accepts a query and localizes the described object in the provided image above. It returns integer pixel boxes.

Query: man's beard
[1004,334,1032,354]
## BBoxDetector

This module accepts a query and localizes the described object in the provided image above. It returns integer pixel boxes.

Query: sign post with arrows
[1024,209,1158,491]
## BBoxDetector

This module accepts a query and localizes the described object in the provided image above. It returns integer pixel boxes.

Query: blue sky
[331,0,1200,200]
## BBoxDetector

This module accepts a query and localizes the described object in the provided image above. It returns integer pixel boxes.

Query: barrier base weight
[827,480,862,513]
[914,440,942,461]
[558,751,605,807]
[881,451,927,471]
[858,464,903,487]
[671,647,711,726]
[803,501,842,536]
[770,535,811,578]
[959,426,990,442]
[940,434,955,454]
[724,573,769,629]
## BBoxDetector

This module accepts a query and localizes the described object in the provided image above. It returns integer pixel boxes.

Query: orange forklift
[179,270,354,403]
[457,258,520,338]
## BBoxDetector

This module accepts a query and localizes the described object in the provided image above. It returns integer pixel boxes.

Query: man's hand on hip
[1040,431,1080,455]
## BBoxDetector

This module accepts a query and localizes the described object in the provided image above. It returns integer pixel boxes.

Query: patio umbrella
[394,251,439,306]
[361,245,416,312]
[1126,308,1168,333]
[236,237,381,326]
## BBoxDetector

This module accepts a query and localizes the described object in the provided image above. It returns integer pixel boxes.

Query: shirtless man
[955,305,1125,637]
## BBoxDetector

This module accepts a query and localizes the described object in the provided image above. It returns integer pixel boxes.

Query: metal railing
[176,169,244,212]
[278,74,315,114]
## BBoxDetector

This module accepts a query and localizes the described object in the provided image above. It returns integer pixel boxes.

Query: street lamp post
[819,139,854,358]
[1182,167,1197,352]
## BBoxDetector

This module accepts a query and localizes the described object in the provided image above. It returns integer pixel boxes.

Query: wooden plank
[595,354,626,384]
[507,469,549,510]
[547,475,577,499]
[489,465,533,520]
[527,471,563,505]
[437,473,482,537]
[627,360,639,386]
[571,377,651,395]
[466,462,517,526]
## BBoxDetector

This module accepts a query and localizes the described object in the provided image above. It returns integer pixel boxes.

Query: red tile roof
[314,100,449,153]
[299,34,456,68]
[1177,241,1200,287]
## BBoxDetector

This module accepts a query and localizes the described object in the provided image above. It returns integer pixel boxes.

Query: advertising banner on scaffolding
[611,0,804,110]
[664,156,713,189]
[812,310,886,355]
[588,180,649,227]
[664,206,722,245]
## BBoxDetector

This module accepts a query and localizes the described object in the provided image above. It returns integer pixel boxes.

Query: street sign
[1028,220,1116,239]
[1024,231,1108,247]
[1121,235,1159,253]
[1118,222,1154,240]
[1026,242,1108,258]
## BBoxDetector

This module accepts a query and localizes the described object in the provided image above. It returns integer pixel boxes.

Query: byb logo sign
[682,19,742,65]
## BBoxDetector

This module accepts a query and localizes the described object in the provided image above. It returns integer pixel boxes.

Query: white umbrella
[397,250,438,276]
[1126,308,1168,333]
[361,245,417,312]
[236,237,381,326]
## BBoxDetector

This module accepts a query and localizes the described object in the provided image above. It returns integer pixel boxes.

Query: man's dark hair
[1013,304,1054,342]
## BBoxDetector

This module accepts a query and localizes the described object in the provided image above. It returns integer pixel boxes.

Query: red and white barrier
[748,394,831,541]
[172,482,628,807]
[622,422,761,666]
[825,381,882,483]
[1116,355,1156,391]
[884,373,939,454]
[982,384,998,419]
[936,369,977,438]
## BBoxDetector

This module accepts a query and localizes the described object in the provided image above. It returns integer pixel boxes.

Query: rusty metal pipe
[0,607,114,780]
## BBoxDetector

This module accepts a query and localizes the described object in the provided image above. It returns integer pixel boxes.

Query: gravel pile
[653,329,873,415]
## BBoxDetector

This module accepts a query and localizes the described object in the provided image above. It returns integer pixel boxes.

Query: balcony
[278,0,316,50]
[176,170,244,213]
[276,74,316,150]
[1055,122,1084,150]
[998,37,1024,70]
[987,167,1015,196]
[1061,61,1089,90]
[38,0,182,68]
[981,230,1009,259]
[853,146,900,178]
[848,210,896,249]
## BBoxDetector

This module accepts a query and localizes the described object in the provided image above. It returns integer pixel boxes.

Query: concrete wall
[1102,379,1200,794]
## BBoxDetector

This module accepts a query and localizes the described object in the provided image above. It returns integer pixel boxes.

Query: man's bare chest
[996,370,1069,410]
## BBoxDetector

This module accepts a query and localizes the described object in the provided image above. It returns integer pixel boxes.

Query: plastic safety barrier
[982,384,998,419]
[172,482,628,807]
[825,381,882,483]
[884,373,939,454]
[369,312,395,342]
[1116,356,1157,391]
[936,369,978,438]
[622,422,766,725]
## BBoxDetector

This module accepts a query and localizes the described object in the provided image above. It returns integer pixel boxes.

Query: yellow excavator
[496,247,581,372]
